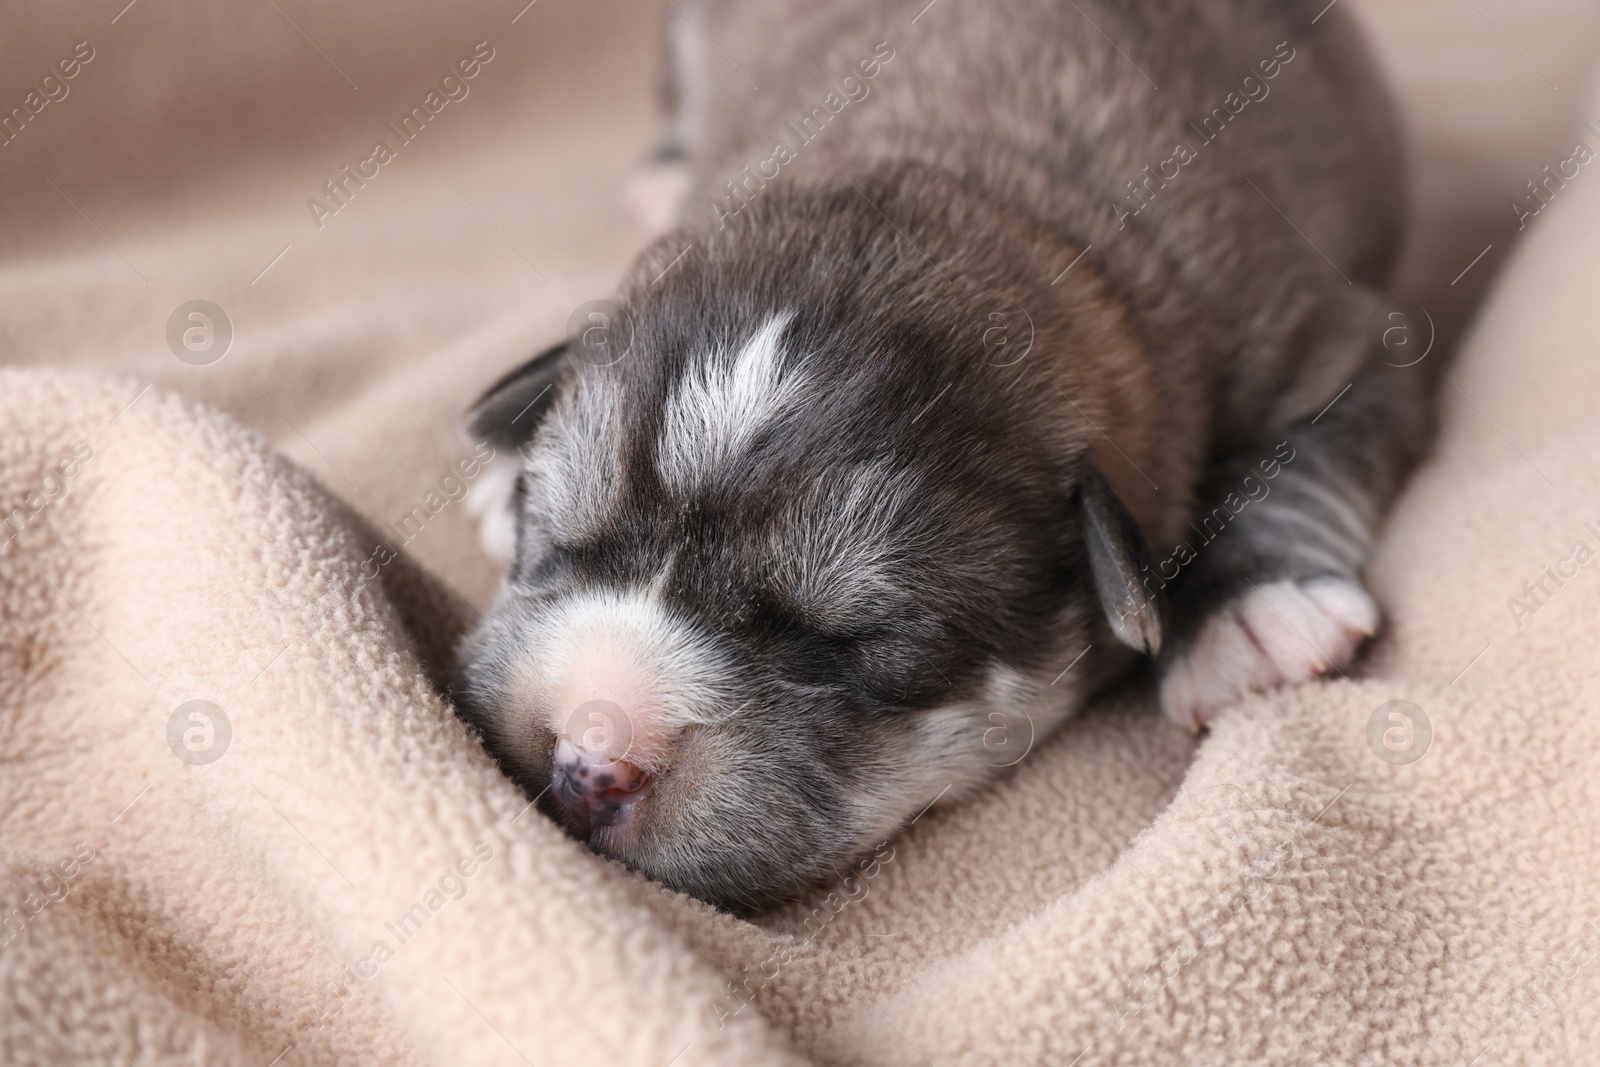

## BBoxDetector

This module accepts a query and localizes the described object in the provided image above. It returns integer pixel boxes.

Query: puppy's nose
[549,736,651,837]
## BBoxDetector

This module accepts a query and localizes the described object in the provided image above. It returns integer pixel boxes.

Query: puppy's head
[455,232,1161,910]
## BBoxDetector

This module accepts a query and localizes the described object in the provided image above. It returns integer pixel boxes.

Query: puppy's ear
[466,341,569,452]
[1076,465,1163,656]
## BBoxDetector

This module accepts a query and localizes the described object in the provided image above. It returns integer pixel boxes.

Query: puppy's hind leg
[623,5,694,237]
[1157,360,1431,729]
[624,144,692,238]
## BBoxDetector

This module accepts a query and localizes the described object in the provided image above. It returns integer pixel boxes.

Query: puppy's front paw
[1158,578,1378,731]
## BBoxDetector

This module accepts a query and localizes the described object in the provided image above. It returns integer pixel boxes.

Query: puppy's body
[457,0,1426,908]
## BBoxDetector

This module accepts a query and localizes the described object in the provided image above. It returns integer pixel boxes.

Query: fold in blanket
[0,371,804,1065]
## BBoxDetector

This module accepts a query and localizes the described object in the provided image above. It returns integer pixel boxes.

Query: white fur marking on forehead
[657,311,804,490]
[525,372,624,541]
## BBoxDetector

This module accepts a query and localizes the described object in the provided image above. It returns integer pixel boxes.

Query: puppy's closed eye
[739,586,945,705]
[836,616,953,708]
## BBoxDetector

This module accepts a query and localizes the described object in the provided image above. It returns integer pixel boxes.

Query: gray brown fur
[454,0,1428,908]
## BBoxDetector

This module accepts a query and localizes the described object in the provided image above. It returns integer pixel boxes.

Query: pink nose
[549,736,651,837]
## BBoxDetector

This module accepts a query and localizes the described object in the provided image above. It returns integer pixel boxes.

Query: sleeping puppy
[455,0,1427,909]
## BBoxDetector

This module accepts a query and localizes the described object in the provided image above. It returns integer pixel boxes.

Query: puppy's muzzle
[549,736,651,838]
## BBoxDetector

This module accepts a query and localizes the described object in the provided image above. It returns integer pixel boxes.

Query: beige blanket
[4,2,1600,1063]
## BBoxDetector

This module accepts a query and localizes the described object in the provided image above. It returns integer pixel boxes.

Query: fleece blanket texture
[3,1,1600,1064]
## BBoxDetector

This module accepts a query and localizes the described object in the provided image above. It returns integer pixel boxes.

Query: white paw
[624,161,692,237]
[464,457,522,566]
[1159,578,1379,731]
